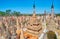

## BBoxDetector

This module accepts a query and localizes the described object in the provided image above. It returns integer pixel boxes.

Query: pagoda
[26,0,43,36]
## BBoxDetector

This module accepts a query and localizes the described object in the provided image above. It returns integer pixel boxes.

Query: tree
[47,31,57,39]
[12,11,21,16]
[0,11,6,16]
[5,10,11,16]
[56,14,60,16]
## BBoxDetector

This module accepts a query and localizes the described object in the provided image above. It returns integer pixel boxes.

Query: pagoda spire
[51,3,54,9]
[32,0,36,17]
[33,0,36,14]
[51,0,54,9]
[43,10,46,22]
[16,17,19,30]
[51,0,54,19]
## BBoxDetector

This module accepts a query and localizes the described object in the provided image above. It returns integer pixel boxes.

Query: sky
[0,0,60,14]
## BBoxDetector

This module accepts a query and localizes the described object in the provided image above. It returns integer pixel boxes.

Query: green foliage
[0,10,21,16]
[0,10,60,16]
[56,14,60,16]
[5,10,11,16]
[0,11,6,16]
[12,11,21,16]
[47,31,57,39]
